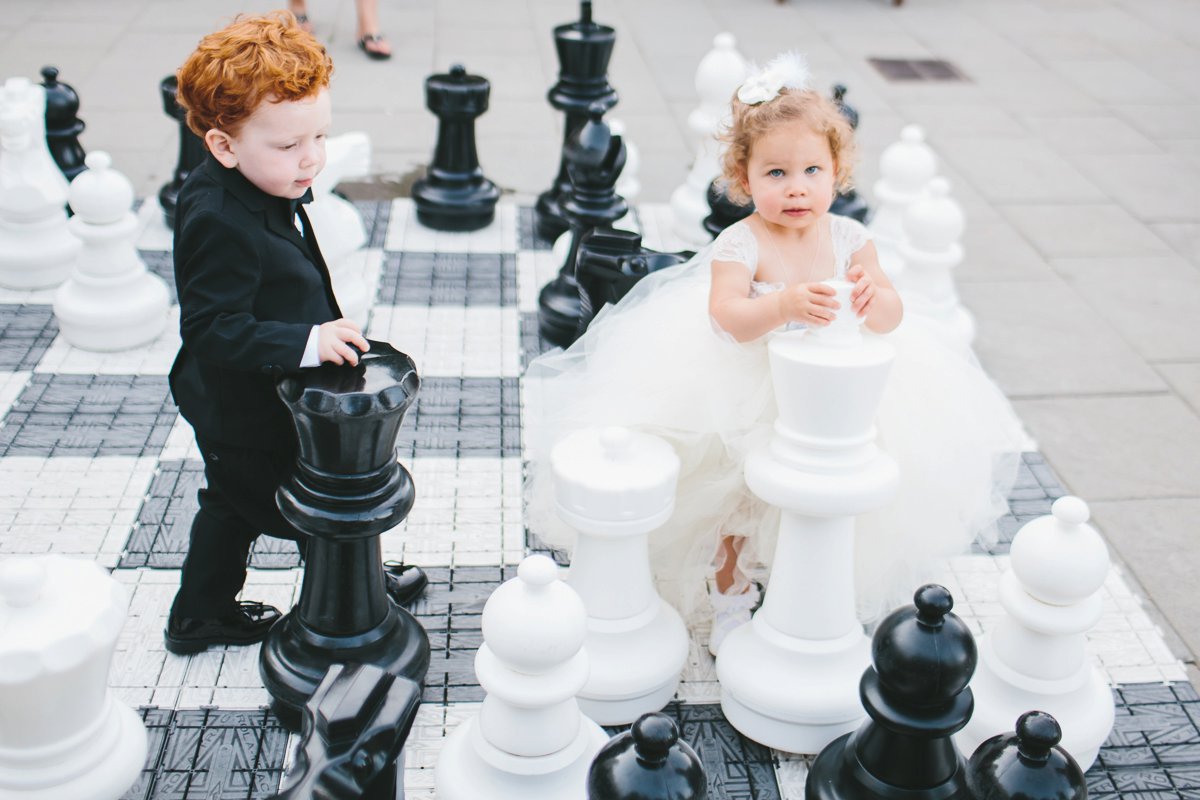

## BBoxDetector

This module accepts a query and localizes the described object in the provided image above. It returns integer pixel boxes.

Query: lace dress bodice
[712,215,872,298]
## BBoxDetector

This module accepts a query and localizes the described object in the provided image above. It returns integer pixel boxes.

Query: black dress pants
[170,437,307,619]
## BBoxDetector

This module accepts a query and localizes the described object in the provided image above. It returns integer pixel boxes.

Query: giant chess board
[1,197,1198,799]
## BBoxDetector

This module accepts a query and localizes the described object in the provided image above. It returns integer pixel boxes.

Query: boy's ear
[205,129,238,168]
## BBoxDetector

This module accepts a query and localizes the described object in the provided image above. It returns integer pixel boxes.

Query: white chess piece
[52,151,169,351]
[435,555,608,799]
[958,497,1115,770]
[868,124,938,281]
[897,177,975,347]
[669,33,749,247]
[0,77,79,290]
[0,556,148,799]
[718,280,898,753]
[551,426,688,724]
[305,131,376,328]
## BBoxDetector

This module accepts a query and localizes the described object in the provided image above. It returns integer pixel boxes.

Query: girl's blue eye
[805,165,821,175]
[768,168,785,178]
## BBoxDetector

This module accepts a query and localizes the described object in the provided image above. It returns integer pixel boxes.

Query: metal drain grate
[869,58,968,82]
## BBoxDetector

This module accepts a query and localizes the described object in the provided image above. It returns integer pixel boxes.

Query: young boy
[165,11,425,655]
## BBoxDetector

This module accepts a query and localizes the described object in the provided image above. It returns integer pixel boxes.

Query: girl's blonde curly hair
[719,88,858,205]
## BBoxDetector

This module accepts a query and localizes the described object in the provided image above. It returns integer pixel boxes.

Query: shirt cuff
[300,325,321,368]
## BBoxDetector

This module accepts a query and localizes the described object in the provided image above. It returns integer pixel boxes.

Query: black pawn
[40,66,87,183]
[411,64,500,232]
[966,711,1088,800]
[537,101,627,347]
[828,84,870,223]
[702,177,754,238]
[158,75,207,230]
[807,585,977,800]
[587,713,707,800]
[271,663,422,800]
[534,0,618,242]
[259,346,430,729]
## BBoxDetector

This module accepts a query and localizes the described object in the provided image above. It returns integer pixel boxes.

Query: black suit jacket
[168,155,342,451]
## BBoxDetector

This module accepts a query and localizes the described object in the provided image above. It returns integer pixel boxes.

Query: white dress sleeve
[712,221,759,275]
[830,215,872,276]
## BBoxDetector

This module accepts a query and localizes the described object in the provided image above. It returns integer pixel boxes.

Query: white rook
[551,426,688,725]
[959,496,1115,770]
[0,556,147,799]
[868,124,937,282]
[669,33,748,247]
[53,151,169,351]
[717,279,898,754]
[897,177,975,347]
[436,555,608,799]
[0,77,79,290]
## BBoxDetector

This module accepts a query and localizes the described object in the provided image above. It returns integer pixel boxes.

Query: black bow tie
[289,188,315,217]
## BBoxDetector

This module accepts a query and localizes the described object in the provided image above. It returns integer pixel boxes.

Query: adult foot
[164,600,282,655]
[358,33,392,60]
[384,561,428,606]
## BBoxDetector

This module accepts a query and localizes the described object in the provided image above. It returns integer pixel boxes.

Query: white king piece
[0,556,147,799]
[717,279,899,754]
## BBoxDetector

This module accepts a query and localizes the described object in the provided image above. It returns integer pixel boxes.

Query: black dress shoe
[384,561,428,607]
[164,600,282,655]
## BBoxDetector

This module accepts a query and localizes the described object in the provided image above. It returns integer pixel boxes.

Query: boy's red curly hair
[177,10,332,140]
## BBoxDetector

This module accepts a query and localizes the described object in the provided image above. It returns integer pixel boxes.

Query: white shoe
[707,585,761,657]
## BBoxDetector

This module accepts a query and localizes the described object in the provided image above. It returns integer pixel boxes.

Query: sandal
[707,582,763,657]
[358,33,392,61]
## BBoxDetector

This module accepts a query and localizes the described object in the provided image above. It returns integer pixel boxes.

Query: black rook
[259,345,431,729]
[411,64,500,232]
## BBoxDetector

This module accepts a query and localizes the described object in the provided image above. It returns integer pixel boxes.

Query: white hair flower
[736,51,812,105]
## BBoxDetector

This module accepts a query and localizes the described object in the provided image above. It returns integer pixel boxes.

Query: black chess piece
[574,227,693,329]
[259,342,430,729]
[40,66,86,183]
[587,713,707,800]
[270,663,422,800]
[534,0,618,242]
[828,84,870,223]
[966,711,1088,800]
[158,75,207,230]
[701,177,754,239]
[412,64,500,232]
[537,102,627,347]
[807,584,977,800]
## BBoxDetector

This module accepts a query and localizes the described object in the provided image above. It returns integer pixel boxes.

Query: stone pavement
[0,0,1198,788]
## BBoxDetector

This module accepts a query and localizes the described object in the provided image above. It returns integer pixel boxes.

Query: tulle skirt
[523,246,1026,623]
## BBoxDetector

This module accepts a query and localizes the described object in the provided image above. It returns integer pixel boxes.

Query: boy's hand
[848,265,876,318]
[318,319,370,366]
[778,282,838,327]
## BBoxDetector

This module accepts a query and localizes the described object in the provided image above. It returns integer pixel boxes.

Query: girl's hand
[848,264,876,319]
[318,318,370,366]
[778,282,839,327]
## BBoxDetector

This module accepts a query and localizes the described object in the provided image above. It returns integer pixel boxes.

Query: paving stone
[0,305,58,371]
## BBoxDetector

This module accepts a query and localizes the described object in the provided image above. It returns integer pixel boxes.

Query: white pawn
[436,555,608,800]
[868,124,938,282]
[551,426,688,724]
[669,33,749,246]
[959,497,1115,770]
[609,119,640,204]
[0,556,147,799]
[897,177,975,347]
[306,131,374,328]
[53,151,169,351]
[0,77,79,290]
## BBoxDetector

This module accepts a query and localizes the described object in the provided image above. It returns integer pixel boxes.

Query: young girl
[523,54,1025,655]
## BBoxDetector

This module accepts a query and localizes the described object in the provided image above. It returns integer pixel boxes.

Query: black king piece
[40,66,87,183]
[534,0,618,242]
[259,346,431,730]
